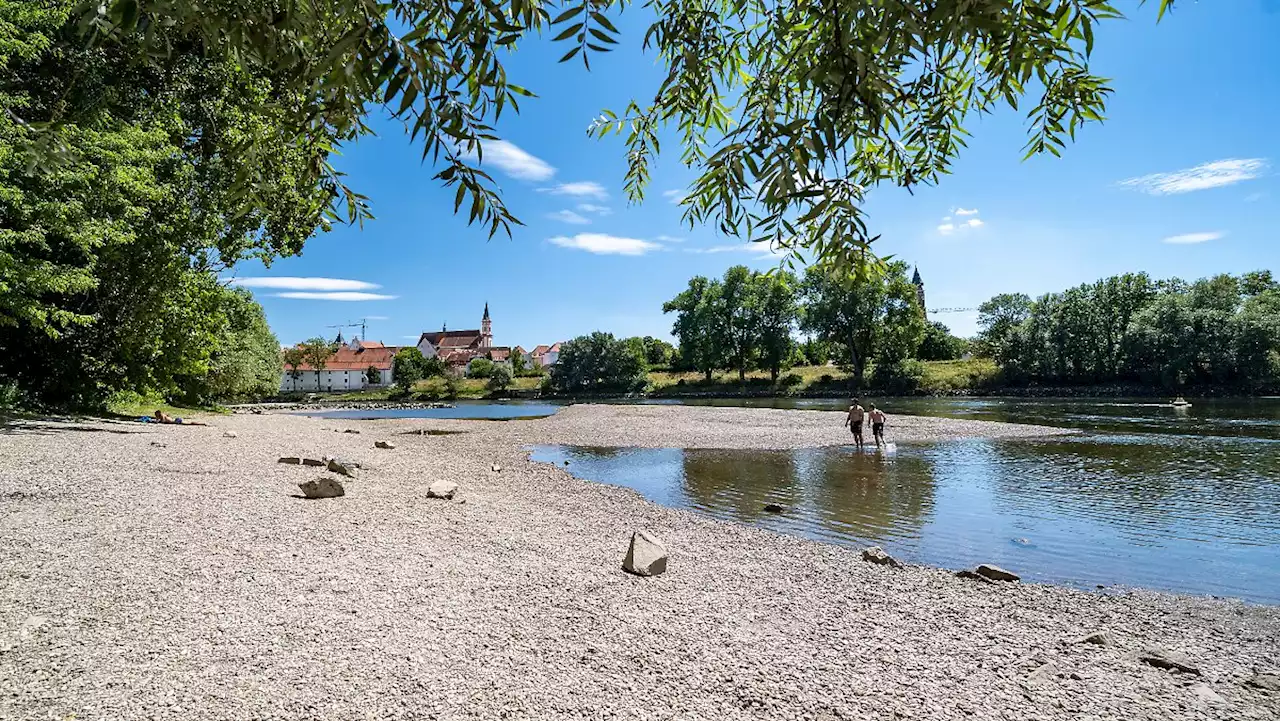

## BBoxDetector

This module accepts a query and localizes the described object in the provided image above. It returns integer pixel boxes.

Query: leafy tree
[420,356,448,378]
[918,322,966,361]
[976,293,1033,362]
[487,364,513,393]
[640,336,676,367]
[366,366,381,386]
[392,347,426,390]
[755,271,800,382]
[719,265,764,382]
[199,288,283,402]
[663,276,725,381]
[623,337,651,371]
[799,338,833,367]
[37,0,1171,278]
[301,338,333,390]
[282,346,307,385]
[511,349,528,374]
[799,262,922,389]
[550,332,646,393]
[469,357,495,378]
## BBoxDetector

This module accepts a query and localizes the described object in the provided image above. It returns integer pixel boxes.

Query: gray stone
[491,463,501,472]
[955,569,995,584]
[622,531,668,577]
[327,458,360,477]
[343,429,361,434]
[976,564,1020,582]
[223,431,238,438]
[277,457,302,465]
[1076,631,1113,646]
[298,477,345,499]
[1188,683,1225,705]
[1247,672,1280,691]
[762,503,785,513]
[426,480,458,500]
[861,546,901,568]
[301,458,325,467]
[1140,649,1201,676]
[375,441,395,449]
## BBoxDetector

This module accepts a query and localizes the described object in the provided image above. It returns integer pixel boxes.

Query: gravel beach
[2,404,1277,720]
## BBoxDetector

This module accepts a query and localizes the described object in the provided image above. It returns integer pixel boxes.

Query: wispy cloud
[540,181,607,199]
[954,207,979,216]
[1245,191,1267,203]
[937,209,984,236]
[275,292,398,301]
[549,233,659,256]
[965,218,984,228]
[1120,158,1268,195]
[364,315,390,320]
[685,242,783,258]
[937,223,956,235]
[662,189,687,204]
[1162,231,1224,245]
[230,277,380,291]
[547,209,591,225]
[462,139,555,181]
[655,235,685,244]
[576,203,612,215]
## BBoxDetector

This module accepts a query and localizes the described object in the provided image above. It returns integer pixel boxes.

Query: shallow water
[297,400,563,421]
[530,418,1280,602]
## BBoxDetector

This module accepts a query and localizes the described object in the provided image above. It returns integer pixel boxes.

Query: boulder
[1188,683,1225,705]
[762,503,785,513]
[622,531,668,577]
[1247,672,1280,691]
[426,480,458,500]
[955,569,994,584]
[223,431,238,438]
[298,477,345,499]
[861,546,902,568]
[277,457,302,465]
[1076,631,1113,646]
[976,564,1020,582]
[326,458,360,477]
[375,441,395,450]
[343,429,361,434]
[1140,649,1201,676]
[301,458,326,467]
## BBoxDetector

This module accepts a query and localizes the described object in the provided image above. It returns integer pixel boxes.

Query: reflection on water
[531,433,1280,603]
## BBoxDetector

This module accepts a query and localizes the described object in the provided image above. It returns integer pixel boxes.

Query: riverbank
[2,406,1277,720]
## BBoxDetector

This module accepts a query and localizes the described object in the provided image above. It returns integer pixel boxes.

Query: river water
[531,397,1280,603]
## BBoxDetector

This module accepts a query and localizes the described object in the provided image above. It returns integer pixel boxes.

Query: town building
[280,338,398,392]
[417,305,562,375]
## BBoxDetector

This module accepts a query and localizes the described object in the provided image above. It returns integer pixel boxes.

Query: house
[531,342,563,367]
[280,339,398,392]
[416,303,496,374]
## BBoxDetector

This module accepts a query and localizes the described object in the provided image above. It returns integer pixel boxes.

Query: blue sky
[229,2,1280,348]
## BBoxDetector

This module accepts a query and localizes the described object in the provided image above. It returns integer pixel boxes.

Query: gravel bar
[1,405,1277,721]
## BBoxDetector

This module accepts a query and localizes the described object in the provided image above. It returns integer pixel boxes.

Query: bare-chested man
[844,398,866,450]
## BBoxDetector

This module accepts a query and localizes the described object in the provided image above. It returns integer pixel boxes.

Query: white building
[280,339,397,393]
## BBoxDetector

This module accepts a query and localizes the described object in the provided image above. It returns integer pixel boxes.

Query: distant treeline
[976,271,1280,391]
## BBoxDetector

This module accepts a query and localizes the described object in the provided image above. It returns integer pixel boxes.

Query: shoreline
[2,405,1277,719]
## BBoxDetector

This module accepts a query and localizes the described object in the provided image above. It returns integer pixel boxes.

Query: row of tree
[976,271,1280,389]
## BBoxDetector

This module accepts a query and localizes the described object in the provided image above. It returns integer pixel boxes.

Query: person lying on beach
[139,410,207,426]
[867,404,887,448]
[844,398,866,450]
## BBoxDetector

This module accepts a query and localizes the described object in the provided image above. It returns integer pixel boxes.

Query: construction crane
[928,307,977,314]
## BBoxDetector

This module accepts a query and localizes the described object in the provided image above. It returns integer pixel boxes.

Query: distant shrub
[779,373,803,388]
[871,358,925,394]
[818,373,835,384]
[487,365,513,392]
[468,358,494,378]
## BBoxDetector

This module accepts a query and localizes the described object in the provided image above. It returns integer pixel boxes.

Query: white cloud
[954,207,979,216]
[547,209,591,225]
[662,189,687,204]
[275,292,398,301]
[1162,231,1224,245]
[941,216,952,222]
[654,235,685,244]
[364,315,390,320]
[462,139,555,181]
[548,233,659,256]
[965,218,984,228]
[230,277,379,291]
[576,203,612,215]
[1119,158,1268,195]
[540,181,607,199]
[937,223,956,235]
[1245,192,1267,203]
[685,243,783,258]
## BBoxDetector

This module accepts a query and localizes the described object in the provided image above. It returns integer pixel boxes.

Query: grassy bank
[105,391,227,419]
[648,359,1002,396]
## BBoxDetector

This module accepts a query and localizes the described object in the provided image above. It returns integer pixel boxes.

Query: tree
[366,366,381,386]
[487,364,513,393]
[641,337,676,367]
[511,350,528,374]
[301,338,334,390]
[550,332,646,393]
[392,347,426,390]
[663,276,726,382]
[468,357,495,378]
[623,337,651,371]
[421,356,448,378]
[282,346,307,385]
[199,288,283,402]
[28,1,1168,277]
[718,265,765,382]
[976,294,1033,362]
[918,322,966,361]
[755,271,800,382]
[800,262,922,389]
[799,338,833,367]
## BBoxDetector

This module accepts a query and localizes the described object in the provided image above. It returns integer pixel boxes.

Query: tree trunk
[738,364,746,382]
[770,366,779,383]
[704,368,713,382]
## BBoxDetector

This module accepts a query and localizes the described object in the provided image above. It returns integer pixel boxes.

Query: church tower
[912,267,927,320]
[481,303,493,348]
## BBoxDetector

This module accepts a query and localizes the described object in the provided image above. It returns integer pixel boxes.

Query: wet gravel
[1,406,1277,720]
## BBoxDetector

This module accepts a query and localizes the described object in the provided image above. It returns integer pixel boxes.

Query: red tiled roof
[285,346,398,372]
[488,347,511,362]
[419,330,483,350]
[531,344,551,356]
[356,340,385,348]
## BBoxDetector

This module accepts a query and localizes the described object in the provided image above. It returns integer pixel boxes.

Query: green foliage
[779,373,803,389]
[989,271,1280,390]
[393,347,426,390]
[663,275,725,380]
[468,357,495,378]
[870,358,926,395]
[511,349,528,374]
[975,293,1033,361]
[199,288,282,402]
[799,338,833,366]
[486,364,513,392]
[365,366,381,386]
[299,338,333,388]
[550,332,647,393]
[918,321,967,362]
[420,356,448,378]
[640,336,676,366]
[282,346,307,380]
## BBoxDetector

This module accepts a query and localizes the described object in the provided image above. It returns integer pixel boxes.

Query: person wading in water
[868,404,888,449]
[844,398,866,450]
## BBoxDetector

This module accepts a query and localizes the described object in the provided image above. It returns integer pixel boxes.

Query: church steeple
[480,302,493,348]
[483,302,490,321]
[912,266,927,320]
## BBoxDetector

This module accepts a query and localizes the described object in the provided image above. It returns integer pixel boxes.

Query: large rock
[298,477,345,499]
[622,531,668,577]
[301,458,326,467]
[1247,671,1280,691]
[976,564,1020,582]
[1075,631,1113,646]
[375,441,395,450]
[861,546,902,568]
[327,458,360,477]
[426,480,458,500]
[277,457,302,465]
[1140,649,1201,676]
[955,569,994,584]
[223,431,238,438]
